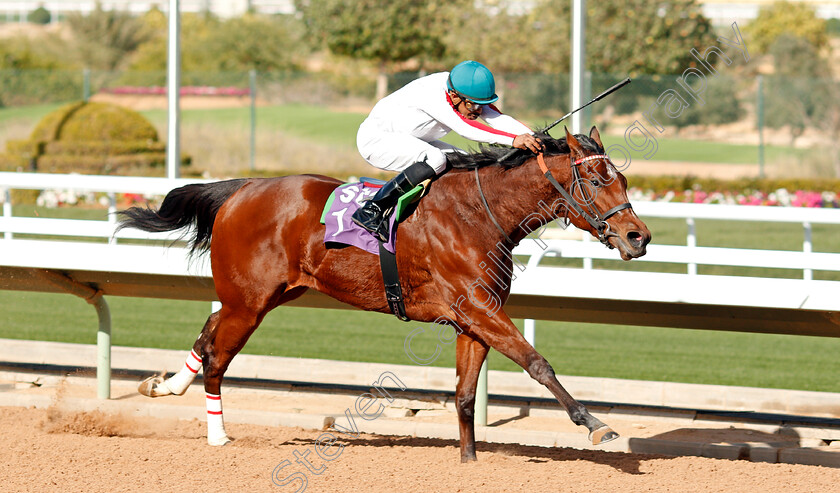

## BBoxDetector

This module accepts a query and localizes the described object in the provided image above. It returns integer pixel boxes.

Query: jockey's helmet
[447,60,499,105]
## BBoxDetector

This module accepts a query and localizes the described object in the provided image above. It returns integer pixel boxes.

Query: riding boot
[352,161,436,242]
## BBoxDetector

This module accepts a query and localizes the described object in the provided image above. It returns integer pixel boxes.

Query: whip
[497,77,631,163]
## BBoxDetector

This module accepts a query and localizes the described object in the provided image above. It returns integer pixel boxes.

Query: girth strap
[379,240,410,321]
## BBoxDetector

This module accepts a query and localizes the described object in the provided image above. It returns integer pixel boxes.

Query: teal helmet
[446,60,498,105]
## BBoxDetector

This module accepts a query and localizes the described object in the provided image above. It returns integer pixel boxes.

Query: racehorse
[118,127,651,462]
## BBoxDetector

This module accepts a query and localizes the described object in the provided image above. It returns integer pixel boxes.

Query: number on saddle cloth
[320,179,426,255]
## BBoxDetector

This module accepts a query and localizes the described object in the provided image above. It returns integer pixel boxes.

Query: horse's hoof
[208,436,232,446]
[589,426,619,445]
[138,375,171,397]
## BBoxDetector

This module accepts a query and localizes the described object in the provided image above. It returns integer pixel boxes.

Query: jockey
[352,60,543,242]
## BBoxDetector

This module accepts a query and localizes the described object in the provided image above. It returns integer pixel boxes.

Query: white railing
[518,201,840,280]
[0,172,214,243]
[3,173,840,276]
[2,172,840,407]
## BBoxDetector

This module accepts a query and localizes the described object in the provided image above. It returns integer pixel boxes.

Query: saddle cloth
[320,178,425,255]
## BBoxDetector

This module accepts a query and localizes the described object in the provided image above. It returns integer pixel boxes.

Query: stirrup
[372,220,391,243]
[351,203,384,232]
[353,208,391,242]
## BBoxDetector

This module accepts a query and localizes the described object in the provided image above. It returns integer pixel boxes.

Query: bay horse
[118,126,651,462]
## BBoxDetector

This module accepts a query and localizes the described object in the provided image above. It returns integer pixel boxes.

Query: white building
[0,1,295,22]
[702,0,840,24]
[2,0,840,24]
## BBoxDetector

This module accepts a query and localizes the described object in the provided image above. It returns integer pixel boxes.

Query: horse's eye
[590,179,601,188]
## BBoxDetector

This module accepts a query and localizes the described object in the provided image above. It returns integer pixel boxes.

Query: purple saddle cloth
[321,181,398,255]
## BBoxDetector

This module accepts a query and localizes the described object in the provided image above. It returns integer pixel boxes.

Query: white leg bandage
[206,393,230,446]
[163,349,202,395]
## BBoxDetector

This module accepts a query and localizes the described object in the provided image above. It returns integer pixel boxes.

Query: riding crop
[497,77,631,163]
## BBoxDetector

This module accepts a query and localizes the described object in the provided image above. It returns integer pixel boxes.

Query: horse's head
[551,126,651,260]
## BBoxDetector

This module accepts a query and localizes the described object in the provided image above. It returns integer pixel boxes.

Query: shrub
[27,6,51,25]
[4,101,189,175]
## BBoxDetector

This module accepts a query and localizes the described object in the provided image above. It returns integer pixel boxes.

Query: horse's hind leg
[138,311,220,398]
[190,304,260,445]
[454,332,489,462]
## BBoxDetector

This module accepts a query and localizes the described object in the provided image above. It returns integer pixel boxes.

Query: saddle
[320,177,429,321]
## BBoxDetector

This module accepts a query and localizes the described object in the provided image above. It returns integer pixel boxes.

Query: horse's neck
[434,156,572,246]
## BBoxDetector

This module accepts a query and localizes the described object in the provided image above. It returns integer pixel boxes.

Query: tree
[295,0,447,99]
[128,9,219,75]
[764,35,826,146]
[65,4,152,70]
[746,1,827,54]
[203,14,306,72]
[128,11,305,81]
[674,75,744,133]
[763,34,840,175]
[27,5,51,25]
[434,2,529,71]
[0,37,64,69]
[531,0,716,75]
[0,37,79,106]
[438,1,545,110]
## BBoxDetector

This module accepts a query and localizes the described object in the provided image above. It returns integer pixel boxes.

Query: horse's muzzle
[616,229,651,260]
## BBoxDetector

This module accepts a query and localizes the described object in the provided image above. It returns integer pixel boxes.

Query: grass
[2,207,840,393]
[1,290,839,393]
[0,102,65,125]
[146,104,803,173]
[0,103,795,174]
[539,216,840,281]
[1,102,837,393]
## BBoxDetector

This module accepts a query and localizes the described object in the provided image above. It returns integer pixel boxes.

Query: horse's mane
[446,132,603,169]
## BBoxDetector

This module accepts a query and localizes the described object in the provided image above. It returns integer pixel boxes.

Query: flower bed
[626,176,840,208]
[100,86,250,97]
[628,187,839,208]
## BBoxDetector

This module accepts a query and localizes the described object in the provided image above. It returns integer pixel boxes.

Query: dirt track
[2,405,838,493]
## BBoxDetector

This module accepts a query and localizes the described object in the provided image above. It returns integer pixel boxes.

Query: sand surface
[2,404,838,493]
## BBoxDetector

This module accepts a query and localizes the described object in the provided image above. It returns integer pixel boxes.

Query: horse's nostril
[626,231,644,248]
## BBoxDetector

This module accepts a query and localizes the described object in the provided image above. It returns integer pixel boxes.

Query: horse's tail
[117,178,248,256]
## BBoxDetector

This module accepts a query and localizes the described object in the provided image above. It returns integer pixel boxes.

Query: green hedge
[4,101,190,175]
[44,140,166,156]
[4,139,43,156]
[0,70,83,107]
[0,153,29,171]
[34,153,167,173]
[56,102,159,141]
[28,101,87,142]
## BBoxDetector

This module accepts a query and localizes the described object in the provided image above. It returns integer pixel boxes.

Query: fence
[2,69,840,178]
[2,172,839,409]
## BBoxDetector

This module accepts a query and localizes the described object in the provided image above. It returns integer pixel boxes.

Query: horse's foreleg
[472,312,618,446]
[454,332,489,462]
[138,311,220,398]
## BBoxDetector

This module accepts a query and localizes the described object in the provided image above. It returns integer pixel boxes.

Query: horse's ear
[589,126,604,149]
[564,126,584,157]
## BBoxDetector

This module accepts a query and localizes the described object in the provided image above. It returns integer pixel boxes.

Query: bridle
[474,151,632,248]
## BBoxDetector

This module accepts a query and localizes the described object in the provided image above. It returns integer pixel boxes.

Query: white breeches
[357,126,463,174]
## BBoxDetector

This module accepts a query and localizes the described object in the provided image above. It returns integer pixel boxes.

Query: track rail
[4,360,839,432]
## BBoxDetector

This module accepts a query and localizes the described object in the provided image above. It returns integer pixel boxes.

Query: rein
[474,167,515,246]
[474,152,632,248]
[537,152,631,247]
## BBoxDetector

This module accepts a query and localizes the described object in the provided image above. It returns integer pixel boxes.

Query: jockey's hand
[513,133,543,154]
